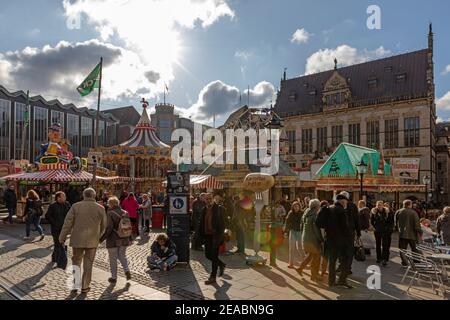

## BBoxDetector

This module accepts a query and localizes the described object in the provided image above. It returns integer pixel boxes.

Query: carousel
[92,99,173,193]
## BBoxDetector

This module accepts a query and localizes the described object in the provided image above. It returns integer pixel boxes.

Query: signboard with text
[392,158,420,184]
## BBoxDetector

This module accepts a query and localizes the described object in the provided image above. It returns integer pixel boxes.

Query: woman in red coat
[121,193,140,238]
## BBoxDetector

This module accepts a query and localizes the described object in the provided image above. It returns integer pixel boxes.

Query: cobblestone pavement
[0,222,448,300]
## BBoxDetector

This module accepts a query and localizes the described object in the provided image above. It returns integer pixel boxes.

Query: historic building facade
[436,122,450,205]
[0,85,119,163]
[275,26,437,200]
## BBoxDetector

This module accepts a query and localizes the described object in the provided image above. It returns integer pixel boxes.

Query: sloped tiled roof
[275,49,429,116]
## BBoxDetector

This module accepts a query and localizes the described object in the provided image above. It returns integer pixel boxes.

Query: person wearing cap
[339,191,361,275]
[316,193,354,289]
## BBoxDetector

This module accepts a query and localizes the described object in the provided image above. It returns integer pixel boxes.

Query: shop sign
[243,173,275,192]
[392,158,420,183]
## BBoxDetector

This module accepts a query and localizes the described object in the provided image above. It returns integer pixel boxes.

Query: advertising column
[166,172,191,263]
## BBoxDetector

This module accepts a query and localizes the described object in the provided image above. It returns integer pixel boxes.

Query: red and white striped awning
[3,170,94,183]
[162,175,223,190]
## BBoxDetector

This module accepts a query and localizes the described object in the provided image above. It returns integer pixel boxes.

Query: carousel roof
[120,104,170,149]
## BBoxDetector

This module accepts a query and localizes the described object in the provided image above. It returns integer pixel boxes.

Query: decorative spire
[141,98,149,109]
[334,58,338,70]
[283,67,287,81]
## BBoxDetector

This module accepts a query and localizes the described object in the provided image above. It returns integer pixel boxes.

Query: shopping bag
[360,230,376,249]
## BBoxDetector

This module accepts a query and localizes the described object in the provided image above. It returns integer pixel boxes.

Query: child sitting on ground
[147,233,178,271]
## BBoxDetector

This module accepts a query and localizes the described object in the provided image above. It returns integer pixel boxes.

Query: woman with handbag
[370,201,395,266]
[283,201,304,269]
[23,190,45,241]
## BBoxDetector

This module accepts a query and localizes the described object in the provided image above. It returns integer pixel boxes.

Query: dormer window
[368,78,378,88]
[385,66,393,72]
[309,90,317,96]
[303,83,309,88]
[396,73,407,83]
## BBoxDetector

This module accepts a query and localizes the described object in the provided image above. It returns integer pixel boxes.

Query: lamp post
[264,110,283,267]
[423,175,431,217]
[356,160,368,201]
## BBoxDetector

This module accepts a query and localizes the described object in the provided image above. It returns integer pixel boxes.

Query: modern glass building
[0,85,119,162]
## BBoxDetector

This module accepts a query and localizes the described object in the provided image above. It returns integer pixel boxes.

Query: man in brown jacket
[395,200,422,266]
[60,188,107,294]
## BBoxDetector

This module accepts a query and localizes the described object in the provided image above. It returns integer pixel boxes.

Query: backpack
[113,210,132,238]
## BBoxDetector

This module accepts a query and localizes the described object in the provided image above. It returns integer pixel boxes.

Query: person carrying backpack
[100,196,132,284]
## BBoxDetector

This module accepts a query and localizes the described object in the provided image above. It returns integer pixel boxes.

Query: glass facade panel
[33,107,49,159]
[0,99,11,160]
[15,102,30,160]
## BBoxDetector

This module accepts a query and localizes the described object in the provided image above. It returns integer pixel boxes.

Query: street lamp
[264,110,283,267]
[423,176,431,216]
[356,160,368,201]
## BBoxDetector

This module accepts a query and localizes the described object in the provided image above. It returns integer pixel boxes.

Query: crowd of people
[3,183,450,292]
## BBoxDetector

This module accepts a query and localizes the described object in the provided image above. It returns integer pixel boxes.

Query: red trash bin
[152,206,164,229]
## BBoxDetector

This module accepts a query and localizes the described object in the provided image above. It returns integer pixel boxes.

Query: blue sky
[0,0,449,125]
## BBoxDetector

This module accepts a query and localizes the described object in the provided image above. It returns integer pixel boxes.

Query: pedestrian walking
[147,233,178,271]
[191,193,206,250]
[283,201,304,268]
[339,191,361,275]
[100,196,132,284]
[140,194,152,233]
[395,200,422,266]
[23,190,45,241]
[59,188,107,294]
[437,207,450,245]
[297,199,323,282]
[358,200,375,255]
[199,193,226,285]
[370,201,394,266]
[231,195,247,255]
[46,191,71,267]
[3,184,17,224]
[121,192,140,238]
[316,193,354,289]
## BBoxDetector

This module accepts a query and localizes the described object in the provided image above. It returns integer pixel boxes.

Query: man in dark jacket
[199,193,226,285]
[191,194,206,251]
[396,200,422,266]
[339,191,361,275]
[316,194,354,288]
[46,191,71,265]
[3,184,17,224]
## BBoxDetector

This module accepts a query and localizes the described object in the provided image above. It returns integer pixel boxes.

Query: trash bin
[152,206,164,229]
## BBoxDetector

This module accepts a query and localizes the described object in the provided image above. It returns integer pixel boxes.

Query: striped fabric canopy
[3,170,94,183]
[162,175,223,190]
[120,108,170,149]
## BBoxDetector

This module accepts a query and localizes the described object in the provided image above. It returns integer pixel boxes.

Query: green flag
[77,62,101,97]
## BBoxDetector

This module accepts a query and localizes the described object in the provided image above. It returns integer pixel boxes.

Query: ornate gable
[321,60,352,112]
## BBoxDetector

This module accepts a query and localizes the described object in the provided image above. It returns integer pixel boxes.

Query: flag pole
[20,90,29,162]
[95,57,103,149]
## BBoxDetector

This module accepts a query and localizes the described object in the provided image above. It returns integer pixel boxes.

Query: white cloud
[291,28,312,44]
[442,65,450,76]
[186,80,275,121]
[62,0,234,97]
[305,45,391,74]
[0,40,144,101]
[437,117,445,123]
[437,92,450,111]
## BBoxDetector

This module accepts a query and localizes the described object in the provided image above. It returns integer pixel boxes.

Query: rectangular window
[159,131,171,143]
[348,123,360,145]
[286,130,296,154]
[14,102,30,160]
[159,120,171,128]
[106,122,117,147]
[33,106,48,159]
[404,117,420,147]
[0,99,11,160]
[51,110,65,136]
[385,119,399,149]
[301,129,313,154]
[67,114,79,154]
[316,127,328,152]
[367,121,380,149]
[81,117,93,156]
[331,125,343,147]
[94,120,105,147]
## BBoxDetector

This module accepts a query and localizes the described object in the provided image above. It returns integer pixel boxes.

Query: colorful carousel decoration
[93,99,173,193]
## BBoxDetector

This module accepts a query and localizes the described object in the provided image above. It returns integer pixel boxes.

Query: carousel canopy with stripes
[120,107,170,149]
[3,170,95,183]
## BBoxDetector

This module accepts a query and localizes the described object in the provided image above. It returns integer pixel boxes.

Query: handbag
[360,230,376,249]
[354,238,366,262]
